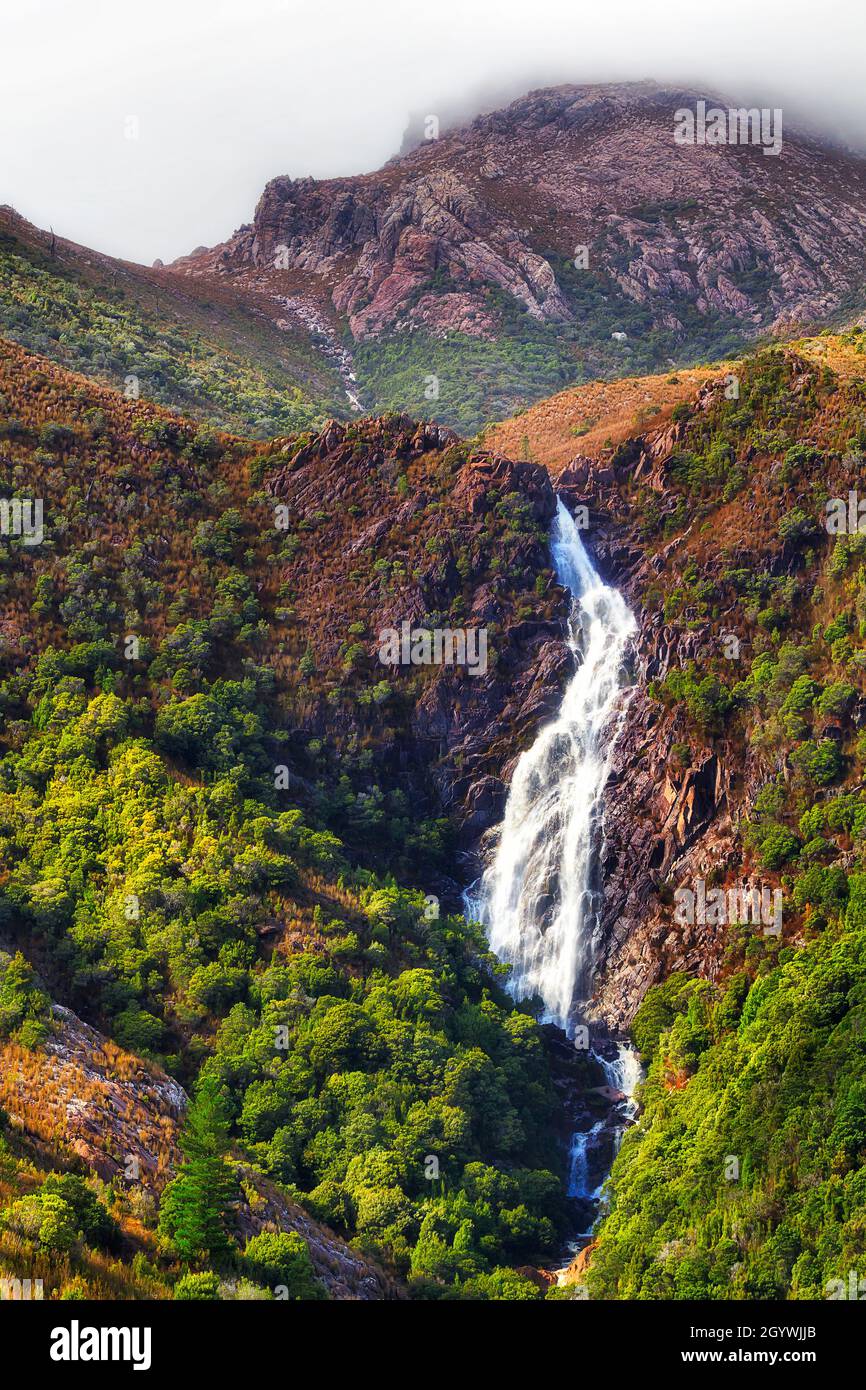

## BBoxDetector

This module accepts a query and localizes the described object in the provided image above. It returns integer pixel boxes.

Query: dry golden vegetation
[484,362,734,473]
[485,332,866,477]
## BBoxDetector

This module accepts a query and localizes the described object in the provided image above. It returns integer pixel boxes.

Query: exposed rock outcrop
[263,415,572,876]
[173,82,866,349]
[559,1240,597,1287]
[0,1004,403,1299]
[234,1169,403,1301]
[0,1004,185,1185]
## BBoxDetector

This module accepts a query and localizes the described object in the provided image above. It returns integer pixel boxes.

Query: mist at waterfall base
[466,496,641,1237]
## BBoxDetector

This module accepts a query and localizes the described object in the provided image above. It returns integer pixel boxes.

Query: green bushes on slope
[589,886,866,1299]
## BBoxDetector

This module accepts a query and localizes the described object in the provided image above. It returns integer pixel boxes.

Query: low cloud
[1,0,864,262]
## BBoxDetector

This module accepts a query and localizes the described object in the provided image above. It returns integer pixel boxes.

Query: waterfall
[600,1042,643,1119]
[567,1043,642,1207]
[468,495,641,1248]
[567,1118,608,1201]
[469,496,637,1031]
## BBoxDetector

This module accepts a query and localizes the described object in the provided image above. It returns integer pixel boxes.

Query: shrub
[175,1271,221,1300]
[815,682,855,718]
[778,508,819,545]
[41,1174,119,1248]
[756,825,801,870]
[0,951,50,1045]
[242,1232,324,1300]
[3,1193,77,1251]
[791,739,843,787]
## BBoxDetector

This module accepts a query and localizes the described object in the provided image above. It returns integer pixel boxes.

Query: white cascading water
[467,496,641,1237]
[470,496,637,1031]
[567,1045,642,1204]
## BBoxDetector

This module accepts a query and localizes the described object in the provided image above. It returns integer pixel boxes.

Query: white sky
[1,0,864,265]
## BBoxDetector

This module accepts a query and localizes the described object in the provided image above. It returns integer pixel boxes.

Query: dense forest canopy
[2,326,866,1302]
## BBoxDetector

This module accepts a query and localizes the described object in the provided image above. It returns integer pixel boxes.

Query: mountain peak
[168,80,866,430]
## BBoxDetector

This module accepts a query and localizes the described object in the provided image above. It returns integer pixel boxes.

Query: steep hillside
[0,340,588,1300]
[0,205,349,436]
[0,337,569,865]
[0,990,400,1299]
[540,336,866,1298]
[172,82,866,430]
[499,334,866,1026]
[5,322,866,1302]
[487,331,866,474]
[485,362,734,472]
[587,892,866,1300]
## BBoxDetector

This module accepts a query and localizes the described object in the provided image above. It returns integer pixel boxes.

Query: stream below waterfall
[467,496,642,1255]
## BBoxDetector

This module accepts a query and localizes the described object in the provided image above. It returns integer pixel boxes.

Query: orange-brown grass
[0,1031,180,1185]
[0,1227,174,1300]
[794,332,866,383]
[484,362,736,474]
[484,333,866,477]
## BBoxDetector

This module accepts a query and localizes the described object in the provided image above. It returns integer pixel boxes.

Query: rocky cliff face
[0,1004,186,1185]
[553,439,746,1025]
[552,346,852,1029]
[587,579,746,1028]
[261,397,784,1029]
[261,414,573,884]
[173,82,866,347]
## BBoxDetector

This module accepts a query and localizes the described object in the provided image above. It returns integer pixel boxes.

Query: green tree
[159,1075,238,1262]
[243,1232,325,1300]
